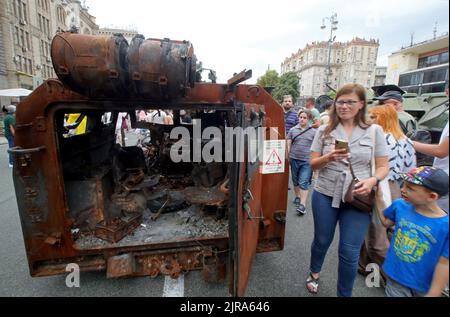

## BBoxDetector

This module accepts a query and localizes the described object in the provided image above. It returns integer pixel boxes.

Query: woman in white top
[368,104,416,199]
[359,104,417,284]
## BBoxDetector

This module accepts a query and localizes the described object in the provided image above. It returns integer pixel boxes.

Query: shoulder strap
[291,127,312,144]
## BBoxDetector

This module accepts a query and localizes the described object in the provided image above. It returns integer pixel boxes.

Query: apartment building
[281,37,380,97]
[386,33,448,95]
[0,0,98,94]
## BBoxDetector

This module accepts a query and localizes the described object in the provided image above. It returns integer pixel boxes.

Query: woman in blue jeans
[287,109,316,215]
[306,84,389,297]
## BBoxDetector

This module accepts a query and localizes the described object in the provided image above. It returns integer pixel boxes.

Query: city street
[0,135,385,298]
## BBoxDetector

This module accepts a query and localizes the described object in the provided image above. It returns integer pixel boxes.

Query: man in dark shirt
[2,105,16,167]
[283,95,298,136]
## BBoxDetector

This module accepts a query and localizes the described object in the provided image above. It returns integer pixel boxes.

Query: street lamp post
[321,13,338,94]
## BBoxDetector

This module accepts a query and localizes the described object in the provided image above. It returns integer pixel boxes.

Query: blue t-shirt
[383,199,449,293]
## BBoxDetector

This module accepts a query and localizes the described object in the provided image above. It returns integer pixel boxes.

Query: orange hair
[368,104,405,140]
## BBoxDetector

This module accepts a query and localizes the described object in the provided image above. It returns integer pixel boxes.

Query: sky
[85,0,449,84]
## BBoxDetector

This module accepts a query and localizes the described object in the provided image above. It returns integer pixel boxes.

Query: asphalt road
[0,137,385,297]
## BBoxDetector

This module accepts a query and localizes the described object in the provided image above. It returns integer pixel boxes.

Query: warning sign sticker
[262,140,286,174]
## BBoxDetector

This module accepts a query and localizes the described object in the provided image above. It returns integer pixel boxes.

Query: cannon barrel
[51,32,197,100]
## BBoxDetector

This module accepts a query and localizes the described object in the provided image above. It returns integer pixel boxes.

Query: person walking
[287,109,317,215]
[305,83,389,297]
[2,105,16,167]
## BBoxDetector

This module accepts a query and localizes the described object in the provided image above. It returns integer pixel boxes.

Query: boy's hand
[426,257,449,297]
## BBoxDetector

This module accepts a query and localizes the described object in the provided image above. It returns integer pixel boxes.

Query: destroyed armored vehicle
[10,32,288,296]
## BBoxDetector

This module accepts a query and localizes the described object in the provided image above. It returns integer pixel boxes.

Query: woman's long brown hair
[324,83,371,137]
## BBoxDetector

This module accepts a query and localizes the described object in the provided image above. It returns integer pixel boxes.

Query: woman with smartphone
[305,84,389,297]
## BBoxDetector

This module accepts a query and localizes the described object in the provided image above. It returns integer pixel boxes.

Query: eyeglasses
[335,100,360,106]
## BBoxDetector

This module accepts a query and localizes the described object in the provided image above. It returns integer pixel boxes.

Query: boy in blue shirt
[376,166,449,297]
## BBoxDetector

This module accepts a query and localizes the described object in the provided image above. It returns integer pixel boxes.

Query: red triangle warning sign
[266,149,282,165]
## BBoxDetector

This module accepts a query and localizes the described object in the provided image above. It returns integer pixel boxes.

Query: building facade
[386,33,448,95]
[281,37,379,98]
[374,66,387,86]
[98,27,139,43]
[0,0,98,94]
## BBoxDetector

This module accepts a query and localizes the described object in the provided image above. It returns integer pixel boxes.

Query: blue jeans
[6,135,14,165]
[310,191,371,297]
[289,158,312,190]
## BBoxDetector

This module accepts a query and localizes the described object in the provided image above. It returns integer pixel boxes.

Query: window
[14,26,19,45]
[15,1,21,19]
[57,6,67,25]
[399,73,423,87]
[22,56,27,72]
[418,51,449,68]
[38,14,42,31]
[28,59,32,75]
[25,31,30,50]
[14,0,28,22]
[440,51,448,64]
[405,86,419,94]
[423,68,447,83]
[21,1,27,22]
[19,29,24,47]
[421,83,446,94]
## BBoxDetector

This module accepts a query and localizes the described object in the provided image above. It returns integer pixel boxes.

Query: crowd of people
[284,84,449,297]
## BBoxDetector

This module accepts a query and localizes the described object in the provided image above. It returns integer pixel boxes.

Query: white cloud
[86,0,449,83]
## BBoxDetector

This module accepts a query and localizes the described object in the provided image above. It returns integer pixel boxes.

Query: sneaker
[293,197,300,205]
[296,204,306,216]
[8,164,13,168]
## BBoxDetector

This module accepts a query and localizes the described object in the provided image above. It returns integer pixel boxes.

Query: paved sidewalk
[0,136,7,145]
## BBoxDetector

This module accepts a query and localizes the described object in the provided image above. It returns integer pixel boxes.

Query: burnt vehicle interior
[55,107,237,249]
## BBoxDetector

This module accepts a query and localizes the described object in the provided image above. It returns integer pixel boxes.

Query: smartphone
[335,139,349,152]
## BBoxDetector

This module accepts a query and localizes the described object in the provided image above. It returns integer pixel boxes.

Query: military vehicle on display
[9,32,290,297]
[371,84,449,165]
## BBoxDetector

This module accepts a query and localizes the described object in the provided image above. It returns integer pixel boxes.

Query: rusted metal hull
[51,32,196,100]
[12,77,287,296]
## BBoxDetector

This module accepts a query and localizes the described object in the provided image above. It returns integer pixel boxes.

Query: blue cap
[401,166,449,197]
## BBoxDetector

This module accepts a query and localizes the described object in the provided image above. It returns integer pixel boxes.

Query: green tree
[272,72,299,103]
[327,90,336,100]
[257,70,280,88]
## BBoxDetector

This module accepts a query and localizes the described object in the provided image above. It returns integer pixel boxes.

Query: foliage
[257,70,280,88]
[272,72,299,103]
[327,90,336,100]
